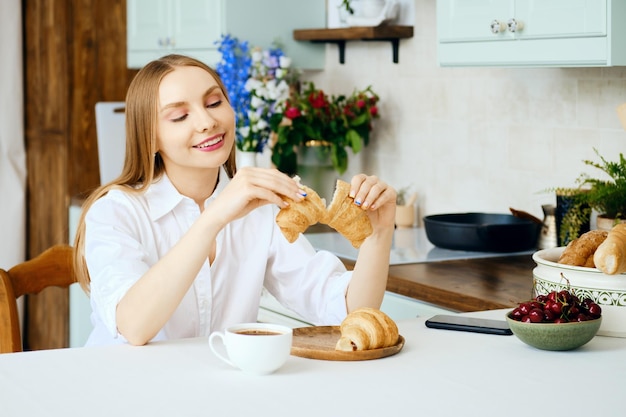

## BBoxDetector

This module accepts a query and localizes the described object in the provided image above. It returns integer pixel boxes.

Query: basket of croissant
[532,223,626,338]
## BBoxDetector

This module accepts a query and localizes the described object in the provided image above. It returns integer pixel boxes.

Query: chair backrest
[95,101,126,185]
[0,244,76,353]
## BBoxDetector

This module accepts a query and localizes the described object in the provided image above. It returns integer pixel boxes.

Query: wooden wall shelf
[293,25,414,64]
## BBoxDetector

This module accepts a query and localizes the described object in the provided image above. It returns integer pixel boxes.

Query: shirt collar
[145,166,230,221]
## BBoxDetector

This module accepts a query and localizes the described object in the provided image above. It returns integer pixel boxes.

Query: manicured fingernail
[355,200,362,206]
[349,190,356,198]
[298,190,308,197]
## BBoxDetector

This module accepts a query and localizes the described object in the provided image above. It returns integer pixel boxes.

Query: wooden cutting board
[290,326,405,361]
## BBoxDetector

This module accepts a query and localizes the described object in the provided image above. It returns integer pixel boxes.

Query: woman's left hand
[348,174,397,233]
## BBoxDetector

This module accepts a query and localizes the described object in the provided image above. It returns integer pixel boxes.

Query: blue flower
[216,35,299,153]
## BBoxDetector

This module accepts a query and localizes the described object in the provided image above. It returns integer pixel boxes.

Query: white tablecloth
[1,310,624,417]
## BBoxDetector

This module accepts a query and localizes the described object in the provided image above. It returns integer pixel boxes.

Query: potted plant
[578,149,626,229]
[395,186,417,228]
[340,0,356,14]
[556,148,626,244]
[269,81,380,175]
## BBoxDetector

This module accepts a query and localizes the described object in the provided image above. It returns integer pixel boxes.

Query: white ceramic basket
[533,247,626,338]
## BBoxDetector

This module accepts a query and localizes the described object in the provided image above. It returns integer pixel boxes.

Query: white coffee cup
[208,323,293,375]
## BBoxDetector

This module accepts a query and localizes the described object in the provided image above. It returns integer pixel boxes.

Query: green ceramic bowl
[505,313,602,351]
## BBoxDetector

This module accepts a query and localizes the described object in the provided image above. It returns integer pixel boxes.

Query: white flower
[238,126,250,137]
[251,49,263,62]
[255,119,268,131]
[279,56,291,68]
[244,78,262,92]
[250,95,265,109]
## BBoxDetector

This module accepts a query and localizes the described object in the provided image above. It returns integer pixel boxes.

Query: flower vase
[395,205,415,228]
[596,215,626,231]
[555,193,590,246]
[296,141,336,203]
[236,151,258,168]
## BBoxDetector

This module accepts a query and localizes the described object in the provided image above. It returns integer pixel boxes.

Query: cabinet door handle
[507,18,524,33]
[490,20,507,34]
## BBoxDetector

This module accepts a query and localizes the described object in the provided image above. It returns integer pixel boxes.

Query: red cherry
[510,308,524,320]
[588,303,602,317]
[550,302,563,315]
[543,310,556,322]
[519,303,531,316]
[529,309,544,323]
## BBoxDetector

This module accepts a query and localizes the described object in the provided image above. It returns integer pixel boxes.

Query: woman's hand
[207,167,305,227]
[348,174,397,233]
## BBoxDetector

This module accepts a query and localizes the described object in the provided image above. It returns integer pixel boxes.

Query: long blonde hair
[74,54,236,293]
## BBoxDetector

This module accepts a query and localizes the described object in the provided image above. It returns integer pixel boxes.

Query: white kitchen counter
[306,227,534,265]
[1,309,624,417]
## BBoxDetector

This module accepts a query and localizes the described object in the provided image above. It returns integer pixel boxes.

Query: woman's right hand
[207,167,305,227]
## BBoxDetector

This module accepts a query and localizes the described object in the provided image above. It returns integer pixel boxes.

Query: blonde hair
[74,54,236,293]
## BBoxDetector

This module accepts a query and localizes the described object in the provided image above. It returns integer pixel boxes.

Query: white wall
[0,0,26,268]
[305,0,626,222]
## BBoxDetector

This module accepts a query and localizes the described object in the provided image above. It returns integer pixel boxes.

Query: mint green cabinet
[127,0,325,69]
[437,0,626,67]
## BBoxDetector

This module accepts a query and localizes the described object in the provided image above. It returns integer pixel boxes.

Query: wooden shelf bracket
[293,26,413,65]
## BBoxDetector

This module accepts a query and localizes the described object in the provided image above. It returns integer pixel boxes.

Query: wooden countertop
[309,223,537,312]
[341,255,536,313]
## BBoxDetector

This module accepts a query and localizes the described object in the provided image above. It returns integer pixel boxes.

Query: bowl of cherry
[506,289,602,351]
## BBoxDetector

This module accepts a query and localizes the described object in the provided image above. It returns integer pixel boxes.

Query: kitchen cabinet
[437,0,626,67]
[127,0,326,69]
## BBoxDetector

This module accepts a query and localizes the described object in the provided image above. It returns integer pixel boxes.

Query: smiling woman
[70,53,397,348]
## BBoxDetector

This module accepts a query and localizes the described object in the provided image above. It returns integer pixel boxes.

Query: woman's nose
[194,109,217,132]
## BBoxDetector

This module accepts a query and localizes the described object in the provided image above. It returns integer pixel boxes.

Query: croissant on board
[335,308,399,351]
[558,230,608,268]
[594,223,626,275]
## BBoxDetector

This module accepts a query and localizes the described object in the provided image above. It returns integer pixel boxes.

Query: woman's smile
[194,134,225,152]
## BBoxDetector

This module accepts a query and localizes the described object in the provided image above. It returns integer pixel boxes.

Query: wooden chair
[0,244,76,353]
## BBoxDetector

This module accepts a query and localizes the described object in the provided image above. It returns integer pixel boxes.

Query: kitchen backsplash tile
[303,0,626,220]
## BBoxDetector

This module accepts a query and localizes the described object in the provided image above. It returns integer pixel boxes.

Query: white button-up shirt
[84,168,351,346]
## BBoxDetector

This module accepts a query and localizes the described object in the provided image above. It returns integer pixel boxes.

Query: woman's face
[156,65,235,177]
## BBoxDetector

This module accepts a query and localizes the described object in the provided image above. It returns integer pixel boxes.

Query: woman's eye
[206,99,222,109]
[171,114,188,122]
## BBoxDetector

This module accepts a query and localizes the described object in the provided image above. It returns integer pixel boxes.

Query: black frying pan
[423,213,541,252]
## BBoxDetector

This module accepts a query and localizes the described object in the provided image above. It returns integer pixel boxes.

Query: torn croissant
[276,179,373,248]
[324,180,373,248]
[275,184,327,243]
[335,308,399,351]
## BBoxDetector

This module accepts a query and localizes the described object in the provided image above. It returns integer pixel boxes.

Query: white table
[1,310,625,417]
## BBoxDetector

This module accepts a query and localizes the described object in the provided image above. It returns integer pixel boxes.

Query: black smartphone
[425,314,513,336]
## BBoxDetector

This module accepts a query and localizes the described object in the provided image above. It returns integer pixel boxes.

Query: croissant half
[594,223,626,275]
[335,308,399,351]
[275,185,327,243]
[324,180,373,248]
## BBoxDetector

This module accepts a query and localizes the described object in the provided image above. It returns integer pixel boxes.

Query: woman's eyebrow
[160,86,221,112]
